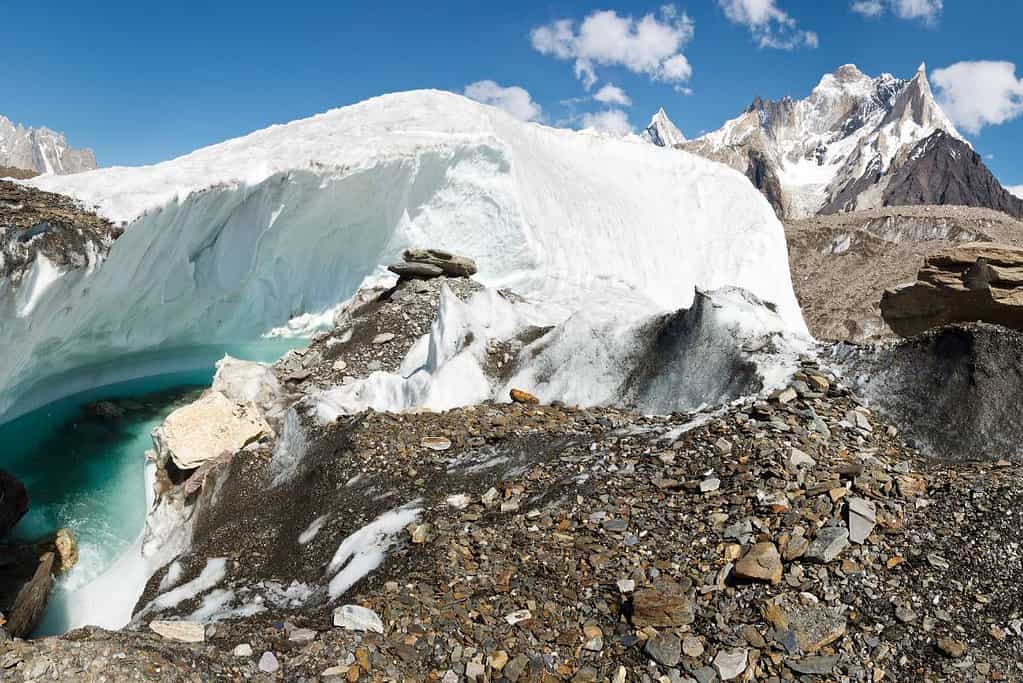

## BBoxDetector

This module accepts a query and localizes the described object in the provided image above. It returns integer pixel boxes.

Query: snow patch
[326,502,422,599]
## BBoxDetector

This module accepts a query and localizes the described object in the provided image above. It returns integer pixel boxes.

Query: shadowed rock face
[882,132,1023,219]
[0,469,28,539]
[881,243,1023,337]
[832,323,1023,461]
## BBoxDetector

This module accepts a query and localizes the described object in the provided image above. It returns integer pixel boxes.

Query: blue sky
[2,0,1021,188]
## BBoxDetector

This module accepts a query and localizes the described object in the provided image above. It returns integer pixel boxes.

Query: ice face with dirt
[2,89,805,422]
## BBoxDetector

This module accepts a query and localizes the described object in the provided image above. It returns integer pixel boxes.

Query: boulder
[0,469,28,539]
[881,243,1023,337]
[402,248,477,278]
[5,552,53,638]
[152,391,272,471]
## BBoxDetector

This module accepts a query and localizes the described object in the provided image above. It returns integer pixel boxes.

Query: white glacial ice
[5,89,806,424]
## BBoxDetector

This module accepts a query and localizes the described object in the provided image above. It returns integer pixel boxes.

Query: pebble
[258,651,280,674]
[232,643,253,657]
[713,647,748,680]
[148,620,205,643]
[805,526,850,562]
[645,632,682,666]
[734,541,783,584]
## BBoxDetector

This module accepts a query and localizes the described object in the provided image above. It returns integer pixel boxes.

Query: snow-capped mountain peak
[641,108,686,148]
[671,63,1005,218]
[0,115,97,176]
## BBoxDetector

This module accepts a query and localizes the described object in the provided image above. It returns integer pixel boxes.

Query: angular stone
[372,332,396,345]
[763,596,847,654]
[644,632,681,666]
[683,635,704,658]
[149,620,205,643]
[631,581,695,627]
[734,542,783,584]
[788,447,816,469]
[805,526,850,563]
[333,604,384,633]
[713,647,748,680]
[847,497,877,544]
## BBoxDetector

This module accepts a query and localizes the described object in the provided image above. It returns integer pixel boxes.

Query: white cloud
[850,1,884,17]
[717,0,818,50]
[892,0,942,22]
[463,80,542,121]
[593,83,632,106]
[1008,185,1023,200]
[931,61,1023,135]
[580,109,633,135]
[530,6,694,90]
[850,0,942,23]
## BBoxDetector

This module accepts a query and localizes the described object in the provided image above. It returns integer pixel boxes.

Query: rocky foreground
[2,264,1022,682]
[0,179,117,283]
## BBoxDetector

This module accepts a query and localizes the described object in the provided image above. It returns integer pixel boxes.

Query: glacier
[0,89,815,635]
[4,89,807,424]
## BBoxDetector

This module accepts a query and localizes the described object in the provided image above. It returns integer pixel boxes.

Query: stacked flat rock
[881,242,1023,337]
[387,248,478,280]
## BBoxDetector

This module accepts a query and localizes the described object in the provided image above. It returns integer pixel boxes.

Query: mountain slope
[662,64,1022,220]
[0,115,96,176]
[3,90,806,421]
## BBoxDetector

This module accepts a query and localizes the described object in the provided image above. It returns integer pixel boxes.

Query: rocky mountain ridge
[644,64,1023,221]
[0,116,96,176]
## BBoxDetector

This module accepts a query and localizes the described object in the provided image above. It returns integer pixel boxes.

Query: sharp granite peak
[0,115,97,176]
[644,64,1023,220]
[640,108,686,148]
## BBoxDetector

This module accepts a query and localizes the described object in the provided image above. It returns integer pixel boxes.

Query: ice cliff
[3,90,807,422]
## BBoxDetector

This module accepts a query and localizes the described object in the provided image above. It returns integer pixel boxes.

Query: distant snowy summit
[640,108,686,148]
[0,115,96,176]
[643,64,1023,220]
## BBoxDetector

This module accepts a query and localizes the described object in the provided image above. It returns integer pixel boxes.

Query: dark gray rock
[0,469,28,539]
[388,262,444,279]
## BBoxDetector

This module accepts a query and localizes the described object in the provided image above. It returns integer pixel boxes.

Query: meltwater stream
[0,339,306,636]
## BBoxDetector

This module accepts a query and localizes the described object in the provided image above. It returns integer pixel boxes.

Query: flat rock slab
[403,248,477,277]
[847,497,877,544]
[388,262,444,279]
[149,620,205,643]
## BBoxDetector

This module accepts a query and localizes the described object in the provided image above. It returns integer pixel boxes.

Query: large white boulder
[152,391,271,470]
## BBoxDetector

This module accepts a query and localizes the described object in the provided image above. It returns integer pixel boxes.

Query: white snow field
[4,89,807,424]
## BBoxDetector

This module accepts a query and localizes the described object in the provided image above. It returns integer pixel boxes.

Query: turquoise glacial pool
[0,339,305,635]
